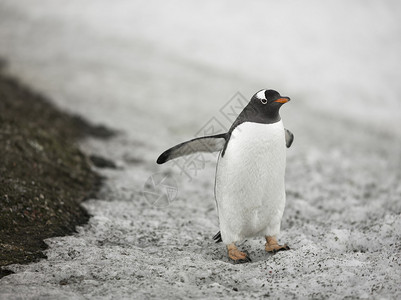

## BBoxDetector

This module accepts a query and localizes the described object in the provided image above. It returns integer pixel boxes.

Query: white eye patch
[256,90,267,104]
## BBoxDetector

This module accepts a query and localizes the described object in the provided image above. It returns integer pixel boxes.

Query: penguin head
[228,89,290,130]
[251,89,290,109]
[240,89,290,123]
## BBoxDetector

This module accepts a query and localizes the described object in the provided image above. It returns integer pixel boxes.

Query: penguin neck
[244,103,282,124]
[229,105,281,134]
[262,109,281,123]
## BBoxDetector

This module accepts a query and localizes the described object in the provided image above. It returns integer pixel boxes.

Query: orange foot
[265,236,290,253]
[227,243,252,264]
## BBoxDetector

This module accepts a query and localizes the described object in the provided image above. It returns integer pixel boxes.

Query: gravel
[0,0,400,298]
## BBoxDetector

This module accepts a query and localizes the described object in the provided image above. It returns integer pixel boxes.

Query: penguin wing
[157,133,228,164]
[285,128,294,148]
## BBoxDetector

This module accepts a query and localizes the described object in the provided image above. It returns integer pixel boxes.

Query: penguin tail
[213,231,222,243]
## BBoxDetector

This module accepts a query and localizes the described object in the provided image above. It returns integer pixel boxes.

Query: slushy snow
[0,0,400,298]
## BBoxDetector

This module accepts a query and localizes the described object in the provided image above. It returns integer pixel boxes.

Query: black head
[250,89,290,114]
[234,89,290,126]
[227,88,290,135]
[222,89,291,156]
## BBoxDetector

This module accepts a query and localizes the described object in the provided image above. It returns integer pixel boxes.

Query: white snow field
[0,0,400,298]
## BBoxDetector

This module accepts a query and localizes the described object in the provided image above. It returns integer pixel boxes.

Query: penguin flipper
[157,133,228,164]
[285,129,294,148]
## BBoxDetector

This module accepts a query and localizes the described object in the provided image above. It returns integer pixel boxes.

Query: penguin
[157,89,294,263]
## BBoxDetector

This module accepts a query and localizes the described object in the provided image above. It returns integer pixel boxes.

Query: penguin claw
[265,236,290,253]
[230,251,252,264]
[232,256,252,264]
[268,244,290,254]
[227,244,252,264]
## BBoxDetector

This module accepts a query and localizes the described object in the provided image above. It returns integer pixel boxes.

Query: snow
[0,0,401,298]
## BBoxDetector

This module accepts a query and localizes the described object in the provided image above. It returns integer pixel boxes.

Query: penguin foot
[227,243,252,264]
[265,236,290,253]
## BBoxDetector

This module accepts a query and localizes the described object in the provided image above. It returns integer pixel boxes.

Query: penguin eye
[260,98,267,104]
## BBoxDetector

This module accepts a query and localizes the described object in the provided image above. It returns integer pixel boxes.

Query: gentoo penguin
[157,89,294,263]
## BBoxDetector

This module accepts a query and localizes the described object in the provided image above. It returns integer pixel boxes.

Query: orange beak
[274,97,290,104]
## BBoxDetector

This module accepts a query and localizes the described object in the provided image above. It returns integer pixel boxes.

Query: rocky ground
[0,66,115,277]
[0,0,400,299]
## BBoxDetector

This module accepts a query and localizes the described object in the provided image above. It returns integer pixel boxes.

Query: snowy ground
[0,0,401,298]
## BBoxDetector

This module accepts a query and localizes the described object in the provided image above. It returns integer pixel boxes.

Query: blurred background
[1,1,401,297]
[0,0,400,144]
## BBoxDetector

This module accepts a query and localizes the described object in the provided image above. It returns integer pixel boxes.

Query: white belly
[215,120,287,244]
